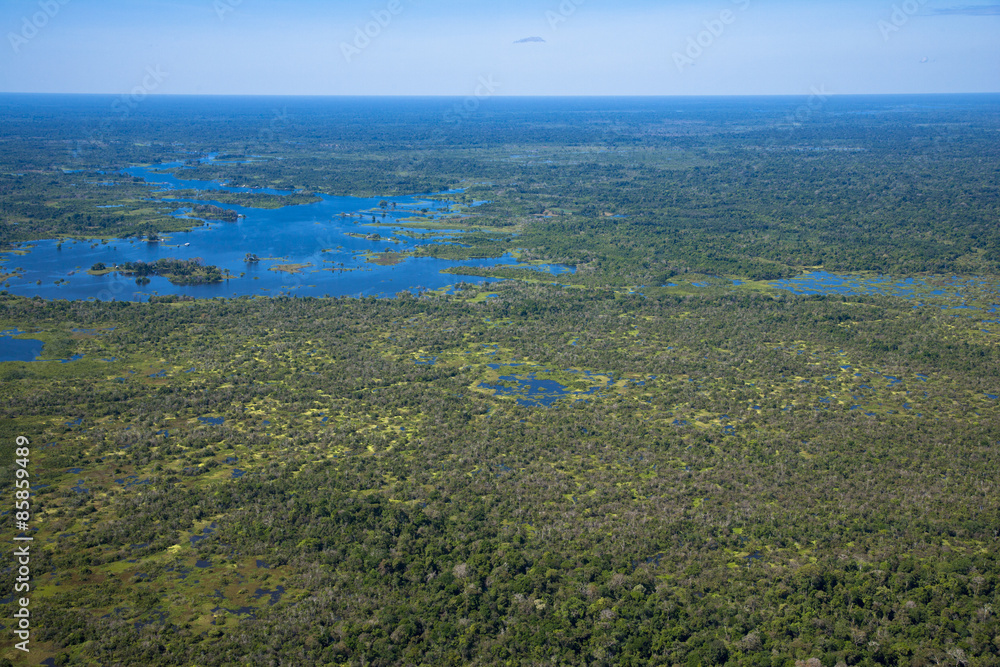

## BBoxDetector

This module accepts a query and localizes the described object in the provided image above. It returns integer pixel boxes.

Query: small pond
[0,329,43,362]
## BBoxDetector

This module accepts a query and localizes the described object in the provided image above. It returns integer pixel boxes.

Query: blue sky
[1,0,998,95]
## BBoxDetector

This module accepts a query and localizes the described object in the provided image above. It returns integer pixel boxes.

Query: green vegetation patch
[113,258,228,285]
[267,263,312,275]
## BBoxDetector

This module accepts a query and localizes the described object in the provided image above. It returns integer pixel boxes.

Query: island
[97,258,227,285]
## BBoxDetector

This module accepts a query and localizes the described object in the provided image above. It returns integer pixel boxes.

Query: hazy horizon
[4,91,1000,98]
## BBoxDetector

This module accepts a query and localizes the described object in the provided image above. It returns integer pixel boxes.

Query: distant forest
[2,95,999,282]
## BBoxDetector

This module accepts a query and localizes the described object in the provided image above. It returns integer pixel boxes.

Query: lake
[0,156,570,301]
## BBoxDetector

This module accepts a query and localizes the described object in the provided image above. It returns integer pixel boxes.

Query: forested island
[91,258,226,285]
[185,204,239,223]
[1,94,999,666]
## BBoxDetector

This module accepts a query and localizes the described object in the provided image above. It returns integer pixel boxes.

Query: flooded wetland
[2,94,999,665]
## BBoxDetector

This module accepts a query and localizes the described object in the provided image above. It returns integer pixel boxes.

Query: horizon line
[2,91,1000,99]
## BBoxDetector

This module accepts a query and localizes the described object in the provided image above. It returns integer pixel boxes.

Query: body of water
[0,329,43,362]
[0,156,568,301]
[768,271,999,315]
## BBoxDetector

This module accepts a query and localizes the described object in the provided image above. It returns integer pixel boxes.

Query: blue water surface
[0,329,43,362]
[1,156,570,301]
[481,364,608,407]
[770,271,997,309]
